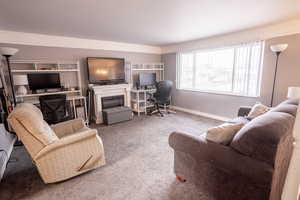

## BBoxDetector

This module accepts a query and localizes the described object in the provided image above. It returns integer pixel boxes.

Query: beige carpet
[0,112,221,200]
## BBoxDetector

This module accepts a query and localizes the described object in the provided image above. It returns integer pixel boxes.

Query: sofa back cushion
[230,111,295,166]
[21,103,44,119]
[8,103,58,146]
[206,123,244,145]
[280,98,300,106]
[271,104,298,117]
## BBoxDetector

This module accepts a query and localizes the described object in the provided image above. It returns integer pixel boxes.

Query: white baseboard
[171,105,231,122]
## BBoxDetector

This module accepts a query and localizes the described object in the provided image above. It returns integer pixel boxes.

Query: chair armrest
[237,106,252,117]
[34,129,97,160]
[33,128,105,183]
[51,118,85,138]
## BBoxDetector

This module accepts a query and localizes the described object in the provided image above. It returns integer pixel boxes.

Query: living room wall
[1,33,300,119]
[162,33,300,118]
[0,43,161,94]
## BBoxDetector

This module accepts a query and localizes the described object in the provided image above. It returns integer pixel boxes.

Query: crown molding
[0,30,162,54]
[162,18,300,54]
[2,18,300,55]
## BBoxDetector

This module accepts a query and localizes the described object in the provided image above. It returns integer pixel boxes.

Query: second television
[28,73,61,91]
[87,57,125,85]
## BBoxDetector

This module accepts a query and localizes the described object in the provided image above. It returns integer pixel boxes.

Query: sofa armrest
[169,131,208,153]
[51,118,85,138]
[237,106,252,117]
[169,131,231,159]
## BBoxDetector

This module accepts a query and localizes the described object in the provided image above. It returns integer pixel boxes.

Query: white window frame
[176,41,265,98]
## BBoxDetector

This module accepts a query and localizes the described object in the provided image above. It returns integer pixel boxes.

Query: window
[177,41,264,97]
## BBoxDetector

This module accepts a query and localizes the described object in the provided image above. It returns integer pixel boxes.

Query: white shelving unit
[131,88,156,116]
[10,60,88,123]
[128,63,164,115]
[15,90,81,98]
[129,63,164,84]
[11,69,79,73]
[10,60,82,96]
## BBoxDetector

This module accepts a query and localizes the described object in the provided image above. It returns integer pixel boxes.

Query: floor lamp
[0,47,19,107]
[270,43,288,107]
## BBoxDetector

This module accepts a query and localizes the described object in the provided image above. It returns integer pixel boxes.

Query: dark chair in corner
[39,94,72,124]
[149,80,173,117]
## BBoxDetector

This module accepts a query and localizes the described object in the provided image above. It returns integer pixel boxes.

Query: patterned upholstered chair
[8,103,105,183]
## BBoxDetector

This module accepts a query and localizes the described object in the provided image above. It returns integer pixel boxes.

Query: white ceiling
[0,0,300,46]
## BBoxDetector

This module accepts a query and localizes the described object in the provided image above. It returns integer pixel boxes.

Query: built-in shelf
[131,98,145,103]
[129,63,164,86]
[130,88,157,116]
[11,69,79,73]
[132,104,154,113]
[11,60,78,65]
[131,68,164,71]
[16,90,81,98]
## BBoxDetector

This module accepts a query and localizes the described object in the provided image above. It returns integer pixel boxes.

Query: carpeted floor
[0,112,221,200]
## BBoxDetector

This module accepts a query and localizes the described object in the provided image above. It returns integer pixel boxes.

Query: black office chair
[39,94,72,124]
[148,80,173,117]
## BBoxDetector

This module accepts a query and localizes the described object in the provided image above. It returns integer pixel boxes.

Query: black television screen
[139,72,156,87]
[87,57,125,84]
[28,73,61,90]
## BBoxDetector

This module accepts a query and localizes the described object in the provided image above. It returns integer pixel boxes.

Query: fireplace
[91,84,131,124]
[101,95,124,109]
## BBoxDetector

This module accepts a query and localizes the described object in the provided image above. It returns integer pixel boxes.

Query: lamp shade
[0,47,19,56]
[270,44,288,53]
[13,75,28,86]
[287,87,300,99]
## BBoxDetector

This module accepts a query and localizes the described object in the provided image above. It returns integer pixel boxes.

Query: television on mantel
[87,57,126,85]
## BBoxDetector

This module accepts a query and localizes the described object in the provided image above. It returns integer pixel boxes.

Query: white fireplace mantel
[91,84,131,124]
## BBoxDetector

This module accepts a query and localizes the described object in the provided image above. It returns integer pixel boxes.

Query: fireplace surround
[91,84,131,124]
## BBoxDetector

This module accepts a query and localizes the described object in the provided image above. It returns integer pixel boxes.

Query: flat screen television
[87,57,125,85]
[138,72,156,87]
[28,73,61,90]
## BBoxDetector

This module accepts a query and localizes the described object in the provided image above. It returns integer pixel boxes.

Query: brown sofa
[169,98,299,200]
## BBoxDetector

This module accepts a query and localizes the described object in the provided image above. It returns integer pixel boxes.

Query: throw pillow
[247,103,270,120]
[206,123,244,145]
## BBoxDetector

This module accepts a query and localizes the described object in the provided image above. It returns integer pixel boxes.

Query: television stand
[90,83,131,124]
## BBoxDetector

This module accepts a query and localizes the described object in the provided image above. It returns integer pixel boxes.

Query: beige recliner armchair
[8,103,105,183]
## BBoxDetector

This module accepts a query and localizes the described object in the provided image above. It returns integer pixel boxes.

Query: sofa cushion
[230,111,295,166]
[271,104,298,117]
[247,103,270,120]
[280,98,299,106]
[8,103,58,145]
[229,117,250,125]
[206,123,244,145]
